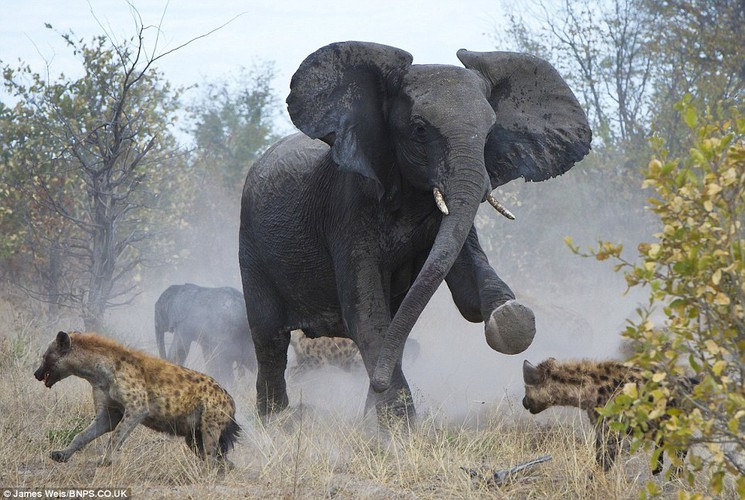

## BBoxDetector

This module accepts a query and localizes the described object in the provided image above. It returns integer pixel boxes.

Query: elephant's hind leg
[251,325,290,418]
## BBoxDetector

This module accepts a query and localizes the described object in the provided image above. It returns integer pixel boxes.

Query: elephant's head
[286,42,591,392]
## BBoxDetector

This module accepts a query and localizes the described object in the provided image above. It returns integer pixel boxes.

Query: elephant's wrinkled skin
[239,42,591,422]
[155,283,257,386]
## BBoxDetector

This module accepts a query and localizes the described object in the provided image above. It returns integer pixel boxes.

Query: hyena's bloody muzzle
[34,364,58,388]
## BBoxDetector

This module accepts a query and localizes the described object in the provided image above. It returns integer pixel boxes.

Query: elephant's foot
[367,385,416,429]
[484,300,536,354]
[257,396,289,421]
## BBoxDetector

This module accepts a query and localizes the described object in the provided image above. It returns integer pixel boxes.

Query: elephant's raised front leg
[445,227,536,354]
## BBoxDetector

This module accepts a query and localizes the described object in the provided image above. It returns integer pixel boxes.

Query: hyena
[34,331,240,468]
[521,357,695,475]
[289,330,363,373]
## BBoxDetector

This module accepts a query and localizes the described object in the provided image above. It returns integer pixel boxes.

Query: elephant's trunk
[371,161,486,393]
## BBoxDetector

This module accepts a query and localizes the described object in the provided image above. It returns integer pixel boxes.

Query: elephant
[238,41,591,423]
[154,283,257,386]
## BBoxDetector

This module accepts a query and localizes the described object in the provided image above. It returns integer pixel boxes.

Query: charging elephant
[154,283,257,386]
[239,41,591,422]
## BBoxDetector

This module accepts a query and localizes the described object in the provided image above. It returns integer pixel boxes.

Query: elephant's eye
[411,119,427,140]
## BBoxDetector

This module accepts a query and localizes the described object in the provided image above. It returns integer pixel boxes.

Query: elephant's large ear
[287,42,413,189]
[457,50,591,187]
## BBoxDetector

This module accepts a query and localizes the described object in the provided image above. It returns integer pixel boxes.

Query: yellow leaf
[648,159,662,175]
[712,269,722,285]
[652,372,666,383]
[705,339,721,355]
[649,408,664,419]
[712,360,727,376]
[704,200,713,212]
[714,292,731,306]
[722,167,737,186]
[707,183,723,196]
[623,382,638,399]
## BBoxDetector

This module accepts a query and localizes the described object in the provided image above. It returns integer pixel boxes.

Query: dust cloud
[103,164,654,426]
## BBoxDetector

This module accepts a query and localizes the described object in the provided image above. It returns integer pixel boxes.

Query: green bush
[568,98,744,497]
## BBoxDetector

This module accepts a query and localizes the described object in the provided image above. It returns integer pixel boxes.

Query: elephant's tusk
[433,187,449,215]
[487,193,515,220]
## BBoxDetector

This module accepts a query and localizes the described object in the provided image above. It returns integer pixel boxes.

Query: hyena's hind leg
[654,442,688,477]
[51,388,122,463]
[197,406,239,471]
[594,421,622,472]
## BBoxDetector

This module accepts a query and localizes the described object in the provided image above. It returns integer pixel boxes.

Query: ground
[3,326,730,500]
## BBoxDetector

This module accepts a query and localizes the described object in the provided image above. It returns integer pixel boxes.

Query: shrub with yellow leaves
[568,97,744,497]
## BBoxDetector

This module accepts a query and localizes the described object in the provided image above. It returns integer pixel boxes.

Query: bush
[568,97,744,497]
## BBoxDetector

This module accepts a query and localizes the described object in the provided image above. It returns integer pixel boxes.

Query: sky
[2,0,509,129]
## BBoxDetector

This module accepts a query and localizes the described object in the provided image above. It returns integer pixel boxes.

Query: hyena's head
[34,331,74,388]
[521,358,558,414]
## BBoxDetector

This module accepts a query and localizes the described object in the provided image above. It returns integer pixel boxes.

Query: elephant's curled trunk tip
[371,365,392,393]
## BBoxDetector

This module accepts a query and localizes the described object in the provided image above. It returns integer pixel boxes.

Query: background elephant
[154,283,257,386]
[239,41,591,422]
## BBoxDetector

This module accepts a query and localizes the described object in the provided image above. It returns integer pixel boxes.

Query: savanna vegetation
[0,0,742,497]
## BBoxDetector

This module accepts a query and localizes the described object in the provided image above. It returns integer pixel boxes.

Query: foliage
[165,64,282,283]
[47,418,88,448]
[0,26,196,329]
[643,0,744,147]
[568,100,745,496]
[187,63,281,190]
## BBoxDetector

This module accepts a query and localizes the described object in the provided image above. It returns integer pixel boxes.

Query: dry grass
[0,322,729,499]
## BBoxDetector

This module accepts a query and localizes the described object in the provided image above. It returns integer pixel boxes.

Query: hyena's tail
[219,418,241,455]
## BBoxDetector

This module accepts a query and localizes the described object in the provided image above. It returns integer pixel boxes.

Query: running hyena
[521,357,694,475]
[34,331,240,468]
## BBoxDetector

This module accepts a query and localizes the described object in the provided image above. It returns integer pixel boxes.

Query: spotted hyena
[289,329,363,373]
[34,331,240,468]
[521,357,695,475]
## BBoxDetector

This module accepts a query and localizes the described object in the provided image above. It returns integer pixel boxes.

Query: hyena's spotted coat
[34,331,240,468]
[289,330,363,373]
[521,357,694,475]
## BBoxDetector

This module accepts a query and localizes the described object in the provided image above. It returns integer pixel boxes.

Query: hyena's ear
[56,331,71,351]
[523,360,543,386]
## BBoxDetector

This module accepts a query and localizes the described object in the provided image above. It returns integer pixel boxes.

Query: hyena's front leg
[99,404,147,466]
[51,408,123,463]
[51,388,122,463]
